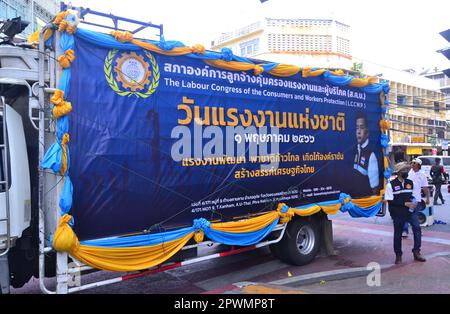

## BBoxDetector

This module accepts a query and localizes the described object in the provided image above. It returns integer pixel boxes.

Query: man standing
[353,112,380,196]
[385,162,426,264]
[402,158,430,237]
[430,158,445,205]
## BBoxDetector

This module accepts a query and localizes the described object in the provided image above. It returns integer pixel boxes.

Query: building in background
[351,59,447,161]
[385,74,446,161]
[422,69,450,109]
[211,18,353,70]
[437,28,450,81]
[0,0,58,38]
[211,19,448,162]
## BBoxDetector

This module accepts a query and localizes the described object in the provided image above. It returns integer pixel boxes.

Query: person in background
[384,162,426,264]
[430,158,445,205]
[402,158,430,238]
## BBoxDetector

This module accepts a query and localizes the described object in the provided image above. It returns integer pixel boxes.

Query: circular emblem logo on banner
[104,49,159,98]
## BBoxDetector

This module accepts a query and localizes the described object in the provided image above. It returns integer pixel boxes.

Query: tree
[351,62,364,78]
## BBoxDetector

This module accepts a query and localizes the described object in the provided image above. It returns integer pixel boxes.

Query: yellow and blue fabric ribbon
[40,11,390,272]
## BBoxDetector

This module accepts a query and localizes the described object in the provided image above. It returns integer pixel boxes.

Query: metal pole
[53,29,69,295]
[38,23,56,295]
[31,0,35,34]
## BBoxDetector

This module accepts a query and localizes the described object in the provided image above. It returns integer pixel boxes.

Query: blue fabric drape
[341,202,383,218]
[41,140,63,173]
[81,227,195,247]
[41,15,76,219]
[204,219,279,246]
[60,176,73,214]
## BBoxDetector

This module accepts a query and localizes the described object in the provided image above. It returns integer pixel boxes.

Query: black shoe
[413,252,426,262]
[395,255,402,264]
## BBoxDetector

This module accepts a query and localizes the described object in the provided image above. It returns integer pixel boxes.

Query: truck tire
[277,217,321,266]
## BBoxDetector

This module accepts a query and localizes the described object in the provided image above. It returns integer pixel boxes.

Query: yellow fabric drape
[194,230,205,243]
[131,39,200,56]
[27,28,54,44]
[302,68,326,78]
[51,89,64,105]
[291,204,322,216]
[54,10,77,34]
[51,89,72,119]
[191,44,206,55]
[268,64,301,77]
[319,204,342,215]
[53,214,80,253]
[352,193,384,208]
[60,133,70,176]
[331,70,345,76]
[151,204,294,245]
[384,156,389,169]
[349,76,378,88]
[205,59,258,73]
[276,203,295,224]
[74,232,193,272]
[111,30,133,43]
[380,119,390,132]
[52,215,194,272]
[58,49,75,68]
[53,100,72,119]
[380,91,387,107]
[302,68,346,78]
[108,31,206,56]
[211,211,279,233]
[54,11,70,25]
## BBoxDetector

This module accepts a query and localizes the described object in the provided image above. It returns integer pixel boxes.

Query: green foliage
[351,62,364,78]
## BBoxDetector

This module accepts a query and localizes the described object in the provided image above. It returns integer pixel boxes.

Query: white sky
[68,0,450,71]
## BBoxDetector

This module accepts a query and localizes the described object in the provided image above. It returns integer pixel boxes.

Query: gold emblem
[115,52,151,91]
[406,184,412,189]
[104,49,160,98]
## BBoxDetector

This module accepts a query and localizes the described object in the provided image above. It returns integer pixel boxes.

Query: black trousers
[393,213,421,256]
[434,183,444,204]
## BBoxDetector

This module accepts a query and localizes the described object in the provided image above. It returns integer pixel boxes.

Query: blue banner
[70,37,384,240]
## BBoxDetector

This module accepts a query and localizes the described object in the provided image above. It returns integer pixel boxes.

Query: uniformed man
[385,162,426,264]
[353,112,380,196]
[402,158,430,237]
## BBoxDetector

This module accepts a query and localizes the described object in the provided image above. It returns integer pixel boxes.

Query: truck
[0,4,390,294]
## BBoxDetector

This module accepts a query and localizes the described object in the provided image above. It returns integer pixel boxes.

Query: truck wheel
[278,217,321,266]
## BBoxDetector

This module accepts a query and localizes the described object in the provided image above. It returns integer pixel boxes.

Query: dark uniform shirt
[353,140,379,197]
[386,177,414,219]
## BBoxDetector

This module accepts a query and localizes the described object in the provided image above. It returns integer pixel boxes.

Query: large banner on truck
[70,37,384,240]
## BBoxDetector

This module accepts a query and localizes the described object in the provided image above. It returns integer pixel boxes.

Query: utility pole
[438,29,450,156]
[31,0,35,33]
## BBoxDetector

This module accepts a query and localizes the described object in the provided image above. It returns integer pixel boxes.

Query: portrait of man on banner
[353,111,380,196]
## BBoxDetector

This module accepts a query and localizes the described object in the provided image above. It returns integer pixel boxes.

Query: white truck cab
[0,100,32,294]
[0,102,32,244]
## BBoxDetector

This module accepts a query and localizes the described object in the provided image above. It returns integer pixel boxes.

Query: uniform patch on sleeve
[394,186,401,191]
